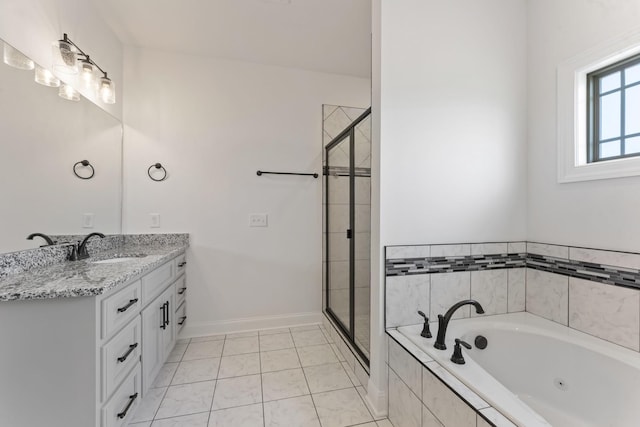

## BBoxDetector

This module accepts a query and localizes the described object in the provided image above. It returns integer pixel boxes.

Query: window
[588,55,640,163]
[556,31,640,183]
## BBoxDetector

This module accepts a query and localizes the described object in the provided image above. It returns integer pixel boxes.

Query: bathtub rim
[391,311,640,427]
[386,327,520,427]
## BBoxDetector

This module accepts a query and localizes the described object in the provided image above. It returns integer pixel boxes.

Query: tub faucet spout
[434,299,485,350]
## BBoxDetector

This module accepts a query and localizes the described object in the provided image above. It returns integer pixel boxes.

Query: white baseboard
[364,381,388,419]
[179,311,323,338]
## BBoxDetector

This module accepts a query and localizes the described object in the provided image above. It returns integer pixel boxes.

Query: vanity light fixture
[34,65,61,87]
[53,34,116,104]
[3,42,34,70]
[59,83,80,102]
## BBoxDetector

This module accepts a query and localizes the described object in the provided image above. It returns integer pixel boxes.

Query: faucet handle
[68,242,79,261]
[450,338,472,365]
[417,311,432,338]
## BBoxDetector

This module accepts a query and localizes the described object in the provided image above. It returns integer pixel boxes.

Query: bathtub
[397,312,640,427]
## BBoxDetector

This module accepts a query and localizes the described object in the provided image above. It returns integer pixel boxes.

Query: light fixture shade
[98,76,116,104]
[79,58,97,90]
[52,40,77,74]
[3,42,34,70]
[59,83,80,102]
[34,65,61,87]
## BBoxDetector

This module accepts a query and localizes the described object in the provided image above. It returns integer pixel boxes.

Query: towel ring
[148,163,167,182]
[73,160,95,180]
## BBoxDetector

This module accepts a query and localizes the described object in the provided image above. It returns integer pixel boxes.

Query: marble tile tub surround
[0,233,189,279]
[386,330,515,427]
[385,243,527,328]
[386,241,640,352]
[0,233,189,301]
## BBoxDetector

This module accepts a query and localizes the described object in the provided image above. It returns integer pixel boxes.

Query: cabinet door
[159,287,176,362]
[141,286,176,394]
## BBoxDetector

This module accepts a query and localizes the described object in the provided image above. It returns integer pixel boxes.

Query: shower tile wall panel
[568,277,640,351]
[386,275,430,328]
[385,241,640,355]
[525,268,569,325]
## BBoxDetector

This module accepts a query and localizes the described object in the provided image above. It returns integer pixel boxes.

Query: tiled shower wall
[385,241,640,352]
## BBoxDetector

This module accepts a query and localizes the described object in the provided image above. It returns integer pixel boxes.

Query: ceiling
[95,0,372,78]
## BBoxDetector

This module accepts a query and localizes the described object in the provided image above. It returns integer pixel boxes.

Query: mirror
[0,40,122,254]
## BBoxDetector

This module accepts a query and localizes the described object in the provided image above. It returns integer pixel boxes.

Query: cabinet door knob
[117,393,138,419]
[178,261,187,267]
[117,343,139,363]
[178,316,187,326]
[178,287,187,295]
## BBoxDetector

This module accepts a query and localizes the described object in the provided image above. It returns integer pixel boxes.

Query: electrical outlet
[249,213,268,227]
[82,213,94,228]
[150,213,161,228]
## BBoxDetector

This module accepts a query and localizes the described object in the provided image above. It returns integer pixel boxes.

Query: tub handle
[417,310,432,339]
[451,338,472,365]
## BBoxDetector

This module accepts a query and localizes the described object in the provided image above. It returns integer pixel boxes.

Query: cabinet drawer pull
[117,343,139,363]
[178,287,187,295]
[178,316,187,326]
[117,298,139,313]
[117,393,138,419]
[165,301,170,326]
[160,303,167,330]
[178,261,187,267]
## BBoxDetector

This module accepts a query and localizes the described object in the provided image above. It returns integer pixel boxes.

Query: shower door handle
[346,229,352,239]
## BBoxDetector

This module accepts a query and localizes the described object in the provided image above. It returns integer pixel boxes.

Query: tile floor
[128,324,392,427]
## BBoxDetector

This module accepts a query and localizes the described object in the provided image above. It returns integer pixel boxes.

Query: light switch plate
[150,213,161,228]
[249,213,268,227]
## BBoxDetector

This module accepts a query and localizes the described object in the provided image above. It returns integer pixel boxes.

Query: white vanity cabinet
[0,252,187,427]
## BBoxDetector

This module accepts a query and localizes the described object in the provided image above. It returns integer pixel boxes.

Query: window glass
[626,63,640,85]
[600,92,621,140]
[625,85,640,135]
[600,140,621,158]
[626,136,640,155]
[600,71,621,93]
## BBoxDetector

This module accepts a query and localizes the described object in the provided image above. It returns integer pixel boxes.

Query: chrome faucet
[70,232,105,261]
[434,299,485,350]
[26,233,56,246]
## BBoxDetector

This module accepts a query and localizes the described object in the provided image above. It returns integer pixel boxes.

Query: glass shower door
[324,107,371,365]
[326,134,352,334]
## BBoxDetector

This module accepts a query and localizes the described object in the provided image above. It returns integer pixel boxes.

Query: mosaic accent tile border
[527,253,640,290]
[386,253,526,276]
[386,244,640,291]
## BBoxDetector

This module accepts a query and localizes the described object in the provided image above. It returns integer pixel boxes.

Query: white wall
[527,0,640,253]
[0,0,123,119]
[123,47,370,334]
[0,61,122,252]
[379,0,528,246]
[371,0,528,416]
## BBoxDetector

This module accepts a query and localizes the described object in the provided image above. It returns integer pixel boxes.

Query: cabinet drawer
[102,362,141,427]
[174,254,187,277]
[142,261,173,304]
[102,316,141,403]
[102,281,142,340]
[176,301,187,334]
[174,275,187,308]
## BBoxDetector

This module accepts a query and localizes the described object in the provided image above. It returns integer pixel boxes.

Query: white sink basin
[93,257,140,264]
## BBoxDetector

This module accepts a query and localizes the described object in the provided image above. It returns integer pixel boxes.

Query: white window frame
[557,30,640,183]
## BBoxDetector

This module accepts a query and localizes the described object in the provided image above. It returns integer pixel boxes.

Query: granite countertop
[0,243,188,301]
